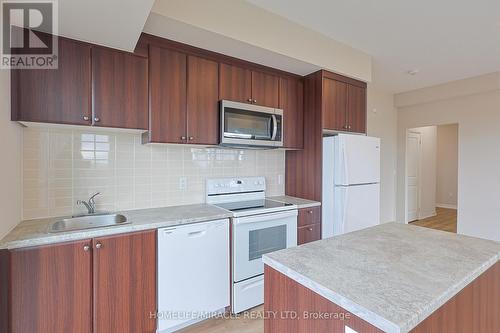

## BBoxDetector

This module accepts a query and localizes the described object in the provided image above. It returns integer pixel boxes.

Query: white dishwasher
[157,219,230,333]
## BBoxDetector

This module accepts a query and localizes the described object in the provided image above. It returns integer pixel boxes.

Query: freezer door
[334,184,380,235]
[335,134,380,185]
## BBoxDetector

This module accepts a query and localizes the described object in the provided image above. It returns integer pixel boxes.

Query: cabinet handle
[247,98,252,102]
[95,243,102,249]
[308,210,313,214]
[343,125,348,129]
[189,136,194,140]
[83,115,90,121]
[181,136,187,140]
[94,117,100,122]
[83,245,90,252]
[348,125,352,129]
[253,99,257,104]
[308,227,313,231]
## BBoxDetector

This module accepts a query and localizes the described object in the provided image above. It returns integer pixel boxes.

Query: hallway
[410,207,457,233]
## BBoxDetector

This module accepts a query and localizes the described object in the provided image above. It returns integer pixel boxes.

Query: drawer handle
[83,245,90,252]
[95,243,102,249]
[308,227,313,231]
[308,210,313,214]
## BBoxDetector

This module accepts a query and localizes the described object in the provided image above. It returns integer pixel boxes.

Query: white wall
[408,126,437,220]
[436,124,458,208]
[0,70,22,238]
[367,84,397,223]
[396,72,500,241]
[149,0,372,82]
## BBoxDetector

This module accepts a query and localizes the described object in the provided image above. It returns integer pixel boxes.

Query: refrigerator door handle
[341,187,348,235]
[343,143,349,185]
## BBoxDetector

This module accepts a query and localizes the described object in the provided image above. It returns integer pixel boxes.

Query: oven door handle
[271,114,278,141]
[232,209,298,225]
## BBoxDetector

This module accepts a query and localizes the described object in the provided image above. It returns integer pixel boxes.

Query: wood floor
[178,306,264,333]
[410,207,457,233]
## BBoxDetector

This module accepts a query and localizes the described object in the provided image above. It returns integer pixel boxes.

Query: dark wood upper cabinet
[187,55,219,145]
[280,77,304,149]
[93,230,156,333]
[148,46,187,144]
[252,71,280,108]
[92,46,148,129]
[322,78,347,131]
[347,84,367,133]
[219,63,252,104]
[5,240,93,333]
[11,37,92,125]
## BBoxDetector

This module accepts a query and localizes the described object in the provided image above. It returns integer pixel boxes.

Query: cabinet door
[251,71,279,108]
[7,240,92,333]
[11,37,91,125]
[347,84,367,134]
[219,63,252,104]
[280,77,304,149]
[322,78,347,131]
[297,206,321,228]
[297,224,321,245]
[187,55,219,145]
[92,46,148,129]
[93,230,156,333]
[149,46,187,143]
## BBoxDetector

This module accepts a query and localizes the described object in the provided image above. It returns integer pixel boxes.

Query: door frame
[405,129,422,224]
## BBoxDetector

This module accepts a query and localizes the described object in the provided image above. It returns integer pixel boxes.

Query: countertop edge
[262,255,402,333]
[267,196,321,209]
[0,213,233,250]
[263,251,500,333]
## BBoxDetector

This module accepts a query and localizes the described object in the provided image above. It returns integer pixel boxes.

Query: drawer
[298,224,321,245]
[297,206,321,227]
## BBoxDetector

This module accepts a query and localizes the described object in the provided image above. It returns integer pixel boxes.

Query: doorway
[405,124,458,232]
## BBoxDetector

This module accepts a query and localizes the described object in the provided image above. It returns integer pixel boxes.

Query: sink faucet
[77,192,101,214]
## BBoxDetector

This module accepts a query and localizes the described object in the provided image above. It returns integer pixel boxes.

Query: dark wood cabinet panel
[187,55,219,145]
[251,71,279,108]
[92,46,148,129]
[322,78,347,131]
[219,63,252,103]
[279,77,304,149]
[297,206,321,228]
[11,37,91,125]
[297,223,321,245]
[93,230,156,333]
[149,46,187,143]
[6,240,93,333]
[347,84,367,134]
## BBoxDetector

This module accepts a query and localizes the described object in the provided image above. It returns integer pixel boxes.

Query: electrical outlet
[179,177,187,190]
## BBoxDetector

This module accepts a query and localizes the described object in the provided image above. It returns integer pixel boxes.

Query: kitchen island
[263,222,500,333]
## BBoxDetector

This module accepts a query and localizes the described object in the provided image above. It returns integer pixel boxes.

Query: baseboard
[436,203,457,210]
[418,210,437,220]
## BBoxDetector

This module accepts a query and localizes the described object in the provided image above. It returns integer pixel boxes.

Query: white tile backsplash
[22,127,285,220]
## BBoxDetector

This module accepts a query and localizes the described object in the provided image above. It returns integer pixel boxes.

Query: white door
[334,184,380,235]
[334,134,381,186]
[406,131,421,222]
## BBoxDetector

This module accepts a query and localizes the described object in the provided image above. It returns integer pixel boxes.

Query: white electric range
[206,177,298,313]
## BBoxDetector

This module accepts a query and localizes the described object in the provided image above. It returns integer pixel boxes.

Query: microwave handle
[271,114,278,140]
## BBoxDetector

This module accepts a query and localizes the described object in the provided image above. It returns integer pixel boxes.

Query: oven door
[221,100,283,147]
[232,210,297,282]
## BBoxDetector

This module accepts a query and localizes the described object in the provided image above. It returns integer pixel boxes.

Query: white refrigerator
[322,134,381,238]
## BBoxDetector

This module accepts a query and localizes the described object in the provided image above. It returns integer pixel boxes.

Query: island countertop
[263,222,500,333]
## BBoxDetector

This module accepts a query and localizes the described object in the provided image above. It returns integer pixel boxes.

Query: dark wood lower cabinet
[297,206,321,245]
[0,230,157,333]
[2,240,93,333]
[93,230,157,333]
[298,223,321,245]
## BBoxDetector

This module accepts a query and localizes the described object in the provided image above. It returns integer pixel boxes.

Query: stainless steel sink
[48,213,129,233]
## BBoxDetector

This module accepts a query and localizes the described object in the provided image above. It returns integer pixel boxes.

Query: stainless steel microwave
[220,100,283,148]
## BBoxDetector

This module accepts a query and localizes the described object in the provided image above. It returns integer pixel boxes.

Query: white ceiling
[57,0,155,51]
[246,0,500,93]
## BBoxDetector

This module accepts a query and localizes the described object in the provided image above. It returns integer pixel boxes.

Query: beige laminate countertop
[0,204,232,250]
[267,195,321,209]
[263,222,500,333]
